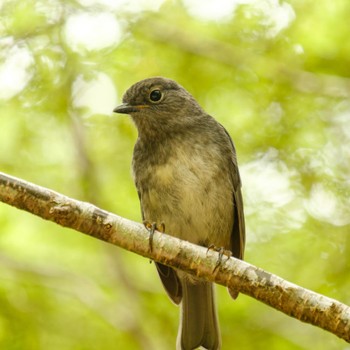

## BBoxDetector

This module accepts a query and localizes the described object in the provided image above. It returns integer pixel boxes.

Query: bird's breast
[133,139,234,247]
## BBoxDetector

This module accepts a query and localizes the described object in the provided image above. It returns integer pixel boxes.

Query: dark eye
[149,89,162,102]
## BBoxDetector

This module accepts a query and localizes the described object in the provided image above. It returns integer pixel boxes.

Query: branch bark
[0,171,349,343]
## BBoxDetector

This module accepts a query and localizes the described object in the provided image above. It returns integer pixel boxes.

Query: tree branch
[0,171,349,343]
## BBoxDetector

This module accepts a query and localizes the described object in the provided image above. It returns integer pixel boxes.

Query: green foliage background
[0,0,349,349]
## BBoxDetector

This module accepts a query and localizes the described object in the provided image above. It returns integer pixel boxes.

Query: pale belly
[139,153,234,249]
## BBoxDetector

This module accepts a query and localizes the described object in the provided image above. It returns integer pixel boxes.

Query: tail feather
[177,279,221,350]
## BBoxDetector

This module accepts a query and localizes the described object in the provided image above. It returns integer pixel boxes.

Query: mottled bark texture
[0,171,349,343]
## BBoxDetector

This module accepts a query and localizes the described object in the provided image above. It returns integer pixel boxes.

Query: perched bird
[114,77,245,350]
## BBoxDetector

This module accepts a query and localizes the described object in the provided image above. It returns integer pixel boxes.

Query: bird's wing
[220,125,246,260]
[220,125,245,299]
[155,262,182,305]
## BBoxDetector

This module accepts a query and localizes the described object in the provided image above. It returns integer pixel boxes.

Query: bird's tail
[177,279,221,350]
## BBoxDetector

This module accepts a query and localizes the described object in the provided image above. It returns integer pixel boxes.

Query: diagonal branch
[0,171,349,343]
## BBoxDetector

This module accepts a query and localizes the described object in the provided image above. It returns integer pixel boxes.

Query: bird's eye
[149,89,162,102]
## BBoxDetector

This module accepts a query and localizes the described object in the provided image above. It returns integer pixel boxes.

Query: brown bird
[114,77,245,350]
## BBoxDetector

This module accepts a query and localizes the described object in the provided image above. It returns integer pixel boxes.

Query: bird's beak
[113,103,149,114]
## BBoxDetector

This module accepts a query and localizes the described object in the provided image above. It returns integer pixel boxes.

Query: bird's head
[113,77,204,136]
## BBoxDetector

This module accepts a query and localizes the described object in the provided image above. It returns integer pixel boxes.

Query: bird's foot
[143,220,165,252]
[207,245,232,272]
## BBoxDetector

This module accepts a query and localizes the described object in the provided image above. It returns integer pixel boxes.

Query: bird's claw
[207,245,232,272]
[143,220,165,252]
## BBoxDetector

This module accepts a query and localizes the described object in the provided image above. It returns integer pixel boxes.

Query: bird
[113,77,245,350]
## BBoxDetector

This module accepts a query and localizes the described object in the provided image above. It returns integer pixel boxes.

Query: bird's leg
[143,220,165,252]
[207,245,232,272]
